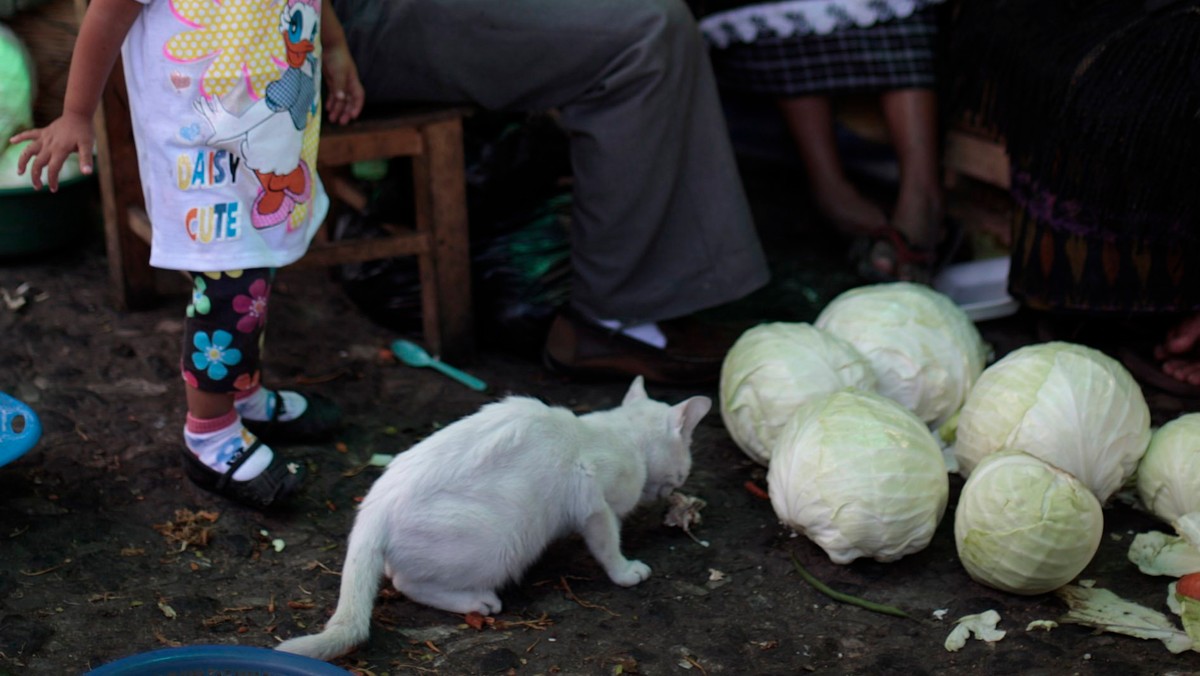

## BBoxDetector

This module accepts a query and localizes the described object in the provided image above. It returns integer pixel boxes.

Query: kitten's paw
[609,560,651,586]
[475,593,503,616]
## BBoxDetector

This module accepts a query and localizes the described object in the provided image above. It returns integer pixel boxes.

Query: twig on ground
[556,577,620,617]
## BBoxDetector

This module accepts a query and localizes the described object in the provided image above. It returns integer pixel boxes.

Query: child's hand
[322,43,365,126]
[9,112,95,192]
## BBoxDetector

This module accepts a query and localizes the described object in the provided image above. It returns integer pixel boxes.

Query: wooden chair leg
[95,62,157,310]
[417,117,473,362]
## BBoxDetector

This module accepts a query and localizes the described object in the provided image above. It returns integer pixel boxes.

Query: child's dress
[121,0,329,272]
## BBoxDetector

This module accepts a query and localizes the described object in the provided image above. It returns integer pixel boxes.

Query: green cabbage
[767,388,948,564]
[1137,413,1200,525]
[815,282,987,427]
[954,342,1151,503]
[955,451,1104,595]
[719,322,875,466]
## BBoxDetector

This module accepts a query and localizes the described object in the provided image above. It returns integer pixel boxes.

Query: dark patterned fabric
[1009,170,1200,316]
[710,8,938,96]
[948,0,1200,315]
[181,268,275,393]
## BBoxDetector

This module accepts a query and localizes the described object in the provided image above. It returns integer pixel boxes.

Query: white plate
[933,257,1020,322]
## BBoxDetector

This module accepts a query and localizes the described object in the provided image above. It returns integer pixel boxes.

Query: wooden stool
[94,60,475,360]
[301,105,476,361]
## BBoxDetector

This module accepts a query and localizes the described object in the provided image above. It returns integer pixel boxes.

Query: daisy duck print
[186,0,322,235]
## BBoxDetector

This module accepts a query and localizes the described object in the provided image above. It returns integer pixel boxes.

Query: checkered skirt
[709,7,940,96]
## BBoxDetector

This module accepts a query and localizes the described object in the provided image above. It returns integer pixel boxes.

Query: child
[9,0,365,508]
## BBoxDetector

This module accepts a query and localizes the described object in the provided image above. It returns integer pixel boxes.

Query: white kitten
[276,376,711,661]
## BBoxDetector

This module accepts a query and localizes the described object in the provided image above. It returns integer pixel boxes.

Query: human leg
[180,269,304,508]
[777,95,887,237]
[853,87,946,282]
[879,88,944,250]
[337,0,768,324]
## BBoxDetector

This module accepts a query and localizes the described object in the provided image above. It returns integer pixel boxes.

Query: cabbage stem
[790,552,912,619]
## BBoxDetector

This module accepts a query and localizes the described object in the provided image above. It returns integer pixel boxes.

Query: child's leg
[183,269,341,446]
[180,269,300,506]
[777,95,887,237]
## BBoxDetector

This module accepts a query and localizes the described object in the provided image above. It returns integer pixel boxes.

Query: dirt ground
[4,156,1200,676]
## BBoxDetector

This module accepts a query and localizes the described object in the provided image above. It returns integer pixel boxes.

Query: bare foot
[1155,314,1200,386]
[890,183,944,252]
[862,185,944,283]
[813,180,888,238]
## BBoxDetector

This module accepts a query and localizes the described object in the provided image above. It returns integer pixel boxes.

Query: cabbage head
[720,322,876,466]
[767,388,948,564]
[814,282,987,427]
[955,451,1103,595]
[1137,413,1200,525]
[953,341,1150,503]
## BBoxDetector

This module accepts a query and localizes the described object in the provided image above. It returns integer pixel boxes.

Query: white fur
[275,377,711,661]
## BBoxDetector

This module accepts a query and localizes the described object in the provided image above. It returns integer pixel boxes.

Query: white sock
[184,411,274,481]
[234,387,308,422]
[596,319,667,349]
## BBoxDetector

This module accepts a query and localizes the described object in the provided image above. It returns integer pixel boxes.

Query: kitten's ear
[622,376,649,405]
[671,396,712,436]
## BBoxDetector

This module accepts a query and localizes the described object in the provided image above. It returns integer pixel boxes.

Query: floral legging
[181,268,273,394]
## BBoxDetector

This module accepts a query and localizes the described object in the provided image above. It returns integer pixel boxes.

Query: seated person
[332,0,772,386]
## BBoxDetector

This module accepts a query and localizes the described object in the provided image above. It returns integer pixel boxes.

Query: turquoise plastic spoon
[391,340,487,392]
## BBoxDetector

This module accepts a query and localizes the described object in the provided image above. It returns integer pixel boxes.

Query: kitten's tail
[275,509,386,661]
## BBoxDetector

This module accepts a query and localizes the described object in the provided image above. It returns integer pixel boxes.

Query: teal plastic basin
[0,173,97,257]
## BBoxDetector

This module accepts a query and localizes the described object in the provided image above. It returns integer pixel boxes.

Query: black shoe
[181,441,305,510]
[241,391,342,444]
[542,307,733,386]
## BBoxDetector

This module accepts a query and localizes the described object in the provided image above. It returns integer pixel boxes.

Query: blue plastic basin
[83,645,351,675]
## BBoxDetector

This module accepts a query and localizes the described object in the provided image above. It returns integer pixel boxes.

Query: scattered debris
[552,577,619,618]
[293,369,349,385]
[1056,584,1193,654]
[84,379,170,397]
[1172,574,1200,645]
[157,601,177,619]
[1026,620,1058,631]
[1,283,43,312]
[2,287,27,312]
[153,319,184,334]
[153,509,219,552]
[304,560,341,576]
[663,492,709,547]
[789,551,912,619]
[932,609,949,621]
[1128,531,1200,577]
[462,611,552,632]
[944,610,1006,652]
[20,558,72,577]
[369,454,395,467]
[743,480,770,501]
[674,646,707,675]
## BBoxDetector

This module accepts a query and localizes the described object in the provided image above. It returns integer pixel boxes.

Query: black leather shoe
[242,391,342,444]
[181,441,305,510]
[542,307,734,386]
